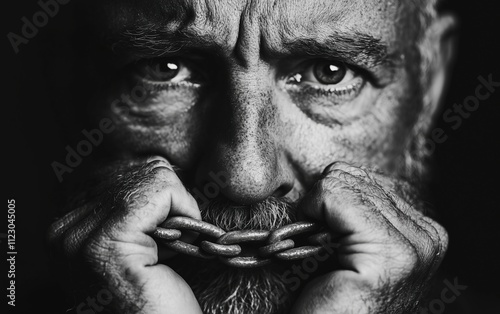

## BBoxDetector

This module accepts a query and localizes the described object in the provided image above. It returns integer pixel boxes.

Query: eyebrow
[108,25,221,59]
[273,31,397,69]
[109,25,399,70]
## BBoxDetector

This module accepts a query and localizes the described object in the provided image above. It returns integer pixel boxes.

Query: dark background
[2,0,499,313]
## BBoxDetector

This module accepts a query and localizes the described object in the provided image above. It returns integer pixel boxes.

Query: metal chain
[152,217,336,268]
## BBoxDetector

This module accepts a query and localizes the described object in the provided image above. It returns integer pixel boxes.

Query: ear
[404,14,458,178]
[421,13,459,128]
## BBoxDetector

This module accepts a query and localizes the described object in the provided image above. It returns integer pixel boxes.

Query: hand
[47,157,202,314]
[292,162,448,314]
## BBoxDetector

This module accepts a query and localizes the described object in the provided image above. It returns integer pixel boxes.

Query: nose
[195,65,295,205]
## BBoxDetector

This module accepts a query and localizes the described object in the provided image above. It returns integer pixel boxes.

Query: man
[47,0,457,313]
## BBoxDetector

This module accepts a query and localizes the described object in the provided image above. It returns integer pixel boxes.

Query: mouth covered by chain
[152,217,337,268]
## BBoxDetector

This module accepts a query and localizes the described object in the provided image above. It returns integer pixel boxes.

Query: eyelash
[130,57,205,91]
[131,57,368,103]
[283,64,366,102]
[299,78,365,98]
[137,78,200,92]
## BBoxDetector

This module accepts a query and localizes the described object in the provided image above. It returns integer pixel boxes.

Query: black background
[2,0,499,313]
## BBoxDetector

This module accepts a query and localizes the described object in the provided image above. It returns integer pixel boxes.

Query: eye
[133,58,204,90]
[312,60,347,84]
[147,61,180,81]
[286,59,364,98]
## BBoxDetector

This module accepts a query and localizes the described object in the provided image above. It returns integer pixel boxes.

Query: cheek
[91,85,206,168]
[342,82,417,171]
[282,81,413,181]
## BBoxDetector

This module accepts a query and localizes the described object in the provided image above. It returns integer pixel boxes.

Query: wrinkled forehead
[86,0,411,56]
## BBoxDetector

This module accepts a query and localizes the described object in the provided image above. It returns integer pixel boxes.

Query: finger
[144,157,201,222]
[413,214,449,272]
[140,157,202,259]
[58,204,112,257]
[294,162,448,313]
[319,162,426,240]
[301,161,446,270]
[323,162,448,266]
[53,157,200,261]
[300,163,390,235]
[47,204,94,248]
[85,157,201,265]
[104,157,200,234]
[46,159,141,252]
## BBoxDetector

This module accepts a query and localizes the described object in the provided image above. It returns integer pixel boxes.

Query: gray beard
[169,196,300,314]
[167,168,423,313]
[176,260,293,314]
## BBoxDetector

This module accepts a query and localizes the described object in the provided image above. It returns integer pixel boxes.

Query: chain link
[152,217,337,268]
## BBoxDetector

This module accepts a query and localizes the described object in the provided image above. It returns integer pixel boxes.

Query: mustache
[199,196,298,231]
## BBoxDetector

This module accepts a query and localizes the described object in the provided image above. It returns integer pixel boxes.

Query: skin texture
[48,0,457,313]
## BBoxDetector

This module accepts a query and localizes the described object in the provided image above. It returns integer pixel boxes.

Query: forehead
[90,0,407,55]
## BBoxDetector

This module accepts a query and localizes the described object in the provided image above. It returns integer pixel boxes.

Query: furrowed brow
[108,25,217,58]
[273,31,398,69]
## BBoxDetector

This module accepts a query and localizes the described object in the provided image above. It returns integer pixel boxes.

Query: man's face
[88,0,422,202]
[83,0,427,312]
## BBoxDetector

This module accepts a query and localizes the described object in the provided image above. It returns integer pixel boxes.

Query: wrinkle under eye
[131,58,206,91]
[284,58,365,102]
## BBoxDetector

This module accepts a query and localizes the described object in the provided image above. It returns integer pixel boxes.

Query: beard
[167,196,304,314]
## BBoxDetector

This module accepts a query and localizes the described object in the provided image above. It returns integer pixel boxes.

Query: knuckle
[149,165,172,180]
[438,226,449,253]
[323,161,350,173]
[329,169,347,181]
[47,208,91,254]
[427,218,449,255]
[419,232,439,263]
[148,161,172,175]
[317,176,345,194]
[323,161,354,174]
[146,155,168,164]
[415,216,449,265]
[323,161,367,177]
[46,219,66,247]
[393,240,421,272]
[147,158,170,169]
[142,164,178,188]
[138,159,175,182]
[46,208,87,245]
